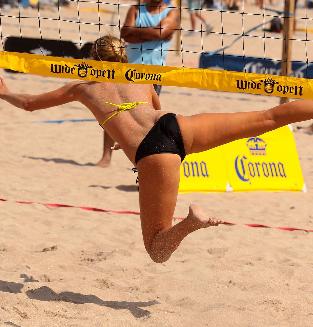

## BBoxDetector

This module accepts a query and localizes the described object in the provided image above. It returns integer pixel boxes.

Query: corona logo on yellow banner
[179,145,229,192]
[2,51,313,99]
[179,126,305,192]
[233,137,287,184]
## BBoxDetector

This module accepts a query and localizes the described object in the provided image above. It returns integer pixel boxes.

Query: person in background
[255,0,272,10]
[226,0,239,10]
[96,131,115,167]
[187,0,213,34]
[121,0,178,96]
[94,37,161,168]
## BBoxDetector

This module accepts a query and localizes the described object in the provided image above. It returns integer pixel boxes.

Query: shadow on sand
[89,184,138,192]
[0,280,158,318]
[24,156,95,167]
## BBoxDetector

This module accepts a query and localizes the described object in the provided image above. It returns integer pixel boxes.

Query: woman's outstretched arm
[0,77,81,111]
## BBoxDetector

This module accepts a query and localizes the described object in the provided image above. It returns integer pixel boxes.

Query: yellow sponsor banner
[179,126,305,192]
[0,51,313,99]
[179,145,229,192]
[227,126,305,191]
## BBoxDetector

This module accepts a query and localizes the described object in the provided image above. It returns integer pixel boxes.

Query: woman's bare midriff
[109,110,171,164]
[77,82,170,164]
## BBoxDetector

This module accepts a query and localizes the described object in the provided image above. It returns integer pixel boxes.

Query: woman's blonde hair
[90,35,128,63]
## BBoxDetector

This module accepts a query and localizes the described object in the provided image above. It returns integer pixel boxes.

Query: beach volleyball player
[1,35,313,263]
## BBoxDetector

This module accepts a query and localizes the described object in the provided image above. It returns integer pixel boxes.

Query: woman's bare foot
[186,204,222,229]
[96,158,111,168]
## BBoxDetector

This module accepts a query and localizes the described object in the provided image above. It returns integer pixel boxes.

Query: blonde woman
[91,36,161,167]
[1,35,313,263]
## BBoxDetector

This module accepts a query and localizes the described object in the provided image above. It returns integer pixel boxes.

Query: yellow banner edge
[0,51,312,99]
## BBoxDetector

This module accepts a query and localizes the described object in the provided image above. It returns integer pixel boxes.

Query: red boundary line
[1,197,313,233]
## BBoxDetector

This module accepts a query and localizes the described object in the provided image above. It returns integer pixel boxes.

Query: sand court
[1,0,313,326]
[1,71,313,326]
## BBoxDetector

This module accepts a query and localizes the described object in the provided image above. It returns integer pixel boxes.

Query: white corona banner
[179,126,305,192]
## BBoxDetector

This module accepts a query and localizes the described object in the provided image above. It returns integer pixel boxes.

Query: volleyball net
[0,0,313,98]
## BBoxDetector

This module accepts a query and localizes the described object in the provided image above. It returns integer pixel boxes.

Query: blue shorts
[188,0,202,11]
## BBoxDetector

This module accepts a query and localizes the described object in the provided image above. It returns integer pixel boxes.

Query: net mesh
[0,0,312,77]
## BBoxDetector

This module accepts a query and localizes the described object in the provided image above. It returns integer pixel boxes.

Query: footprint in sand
[95,278,114,289]
[41,245,58,252]
[207,247,228,258]
[20,274,39,283]
[39,274,52,282]
[80,249,132,264]
[4,322,21,327]
[259,298,286,313]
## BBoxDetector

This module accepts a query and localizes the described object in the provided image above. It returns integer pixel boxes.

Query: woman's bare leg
[178,100,313,154]
[136,100,313,263]
[137,154,220,263]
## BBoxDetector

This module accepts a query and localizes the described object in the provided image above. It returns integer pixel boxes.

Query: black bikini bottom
[135,113,186,164]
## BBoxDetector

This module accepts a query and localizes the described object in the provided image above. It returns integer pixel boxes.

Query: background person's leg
[96,130,114,167]
[187,0,196,30]
[189,12,197,30]
[195,12,213,33]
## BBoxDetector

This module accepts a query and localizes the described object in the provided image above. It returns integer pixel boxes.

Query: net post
[280,0,295,104]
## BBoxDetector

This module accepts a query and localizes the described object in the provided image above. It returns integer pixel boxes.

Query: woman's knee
[146,248,169,263]
[143,233,171,264]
